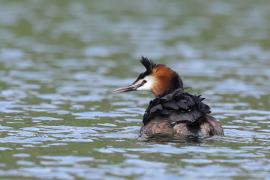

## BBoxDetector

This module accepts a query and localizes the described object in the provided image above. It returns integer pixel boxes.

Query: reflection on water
[0,0,270,179]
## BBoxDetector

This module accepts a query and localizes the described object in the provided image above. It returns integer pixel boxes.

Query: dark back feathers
[143,88,211,125]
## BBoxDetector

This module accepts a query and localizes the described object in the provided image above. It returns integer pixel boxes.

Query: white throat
[136,75,155,91]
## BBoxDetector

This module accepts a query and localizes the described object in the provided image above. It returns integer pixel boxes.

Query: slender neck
[152,74,183,97]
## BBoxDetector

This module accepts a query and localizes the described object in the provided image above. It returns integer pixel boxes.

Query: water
[0,0,270,179]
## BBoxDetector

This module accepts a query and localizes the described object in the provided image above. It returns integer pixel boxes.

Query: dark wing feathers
[143,88,211,125]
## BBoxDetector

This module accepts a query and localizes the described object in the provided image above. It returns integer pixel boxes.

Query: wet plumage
[140,88,223,138]
[143,88,210,125]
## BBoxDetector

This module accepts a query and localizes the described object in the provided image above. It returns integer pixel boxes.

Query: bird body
[113,57,224,138]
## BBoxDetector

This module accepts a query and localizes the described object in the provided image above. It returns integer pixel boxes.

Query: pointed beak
[112,84,137,93]
[112,80,145,93]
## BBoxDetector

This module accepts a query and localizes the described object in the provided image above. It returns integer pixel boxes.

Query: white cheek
[137,76,154,91]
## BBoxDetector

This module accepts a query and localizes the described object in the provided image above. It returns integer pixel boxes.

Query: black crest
[140,56,156,73]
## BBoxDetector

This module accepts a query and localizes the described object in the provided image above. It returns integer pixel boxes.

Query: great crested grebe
[113,57,224,138]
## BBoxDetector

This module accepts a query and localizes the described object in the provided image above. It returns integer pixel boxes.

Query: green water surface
[0,0,270,179]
